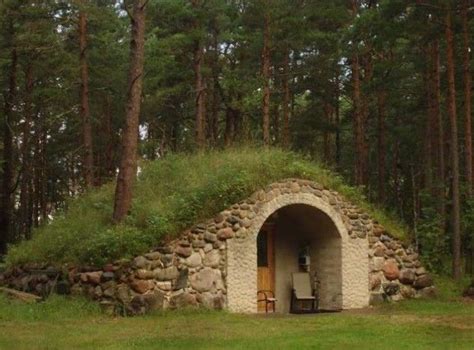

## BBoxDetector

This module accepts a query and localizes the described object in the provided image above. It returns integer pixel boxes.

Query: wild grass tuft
[0,294,101,322]
[6,147,409,267]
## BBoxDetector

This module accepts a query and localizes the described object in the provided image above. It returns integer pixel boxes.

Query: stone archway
[266,204,343,312]
[226,187,369,313]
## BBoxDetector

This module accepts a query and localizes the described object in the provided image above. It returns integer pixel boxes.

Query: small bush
[6,147,409,266]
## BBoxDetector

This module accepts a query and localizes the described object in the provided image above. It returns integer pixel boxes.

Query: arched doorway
[256,204,342,312]
[225,191,369,313]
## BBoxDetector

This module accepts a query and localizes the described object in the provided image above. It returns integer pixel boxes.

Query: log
[0,287,42,303]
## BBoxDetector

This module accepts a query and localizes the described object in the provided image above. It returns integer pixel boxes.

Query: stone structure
[0,179,434,314]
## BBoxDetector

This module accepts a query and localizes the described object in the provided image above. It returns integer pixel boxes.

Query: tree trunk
[193,46,206,149]
[351,0,365,186]
[96,94,113,185]
[445,8,461,280]
[208,20,220,145]
[192,0,206,149]
[393,114,403,219]
[360,53,372,186]
[112,0,147,223]
[262,6,271,146]
[104,95,115,178]
[424,66,433,193]
[431,40,446,219]
[335,72,341,168]
[33,110,43,228]
[0,41,17,254]
[351,53,364,185]
[19,63,34,238]
[233,107,242,142]
[79,4,94,187]
[377,90,387,204]
[462,0,472,196]
[282,47,290,148]
[224,107,235,147]
[40,127,47,222]
[69,156,77,196]
[411,163,419,248]
[272,103,279,145]
[323,102,332,163]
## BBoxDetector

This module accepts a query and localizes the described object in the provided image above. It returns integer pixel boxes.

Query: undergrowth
[6,147,409,267]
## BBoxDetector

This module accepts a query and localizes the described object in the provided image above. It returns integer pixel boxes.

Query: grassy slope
[7,148,408,267]
[0,276,472,349]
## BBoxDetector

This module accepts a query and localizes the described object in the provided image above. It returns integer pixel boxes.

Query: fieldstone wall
[368,225,435,303]
[0,179,434,314]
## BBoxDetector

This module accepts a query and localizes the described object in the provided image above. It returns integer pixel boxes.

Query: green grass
[0,293,472,349]
[6,147,408,267]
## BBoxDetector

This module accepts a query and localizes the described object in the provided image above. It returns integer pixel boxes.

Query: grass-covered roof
[6,148,409,267]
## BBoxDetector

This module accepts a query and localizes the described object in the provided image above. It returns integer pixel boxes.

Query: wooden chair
[290,272,318,313]
[257,290,277,313]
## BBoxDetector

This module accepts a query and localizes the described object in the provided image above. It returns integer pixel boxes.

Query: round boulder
[371,257,385,272]
[382,260,400,281]
[399,269,416,285]
[170,292,198,309]
[190,268,218,292]
[419,286,437,298]
[203,250,220,268]
[130,279,153,294]
[400,285,416,299]
[217,228,234,240]
[383,282,400,296]
[186,253,202,268]
[369,274,382,291]
[413,274,433,290]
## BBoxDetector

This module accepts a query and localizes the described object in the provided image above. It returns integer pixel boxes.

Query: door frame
[257,223,275,311]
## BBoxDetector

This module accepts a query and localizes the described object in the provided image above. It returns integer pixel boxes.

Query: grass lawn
[0,294,473,350]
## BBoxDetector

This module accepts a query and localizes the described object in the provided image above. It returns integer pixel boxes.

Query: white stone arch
[226,192,369,313]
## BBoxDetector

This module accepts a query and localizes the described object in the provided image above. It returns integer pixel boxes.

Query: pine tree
[113,0,147,223]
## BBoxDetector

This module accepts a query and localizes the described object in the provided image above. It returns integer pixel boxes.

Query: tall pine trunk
[351,0,365,186]
[445,8,461,280]
[377,90,387,204]
[424,66,434,193]
[192,0,206,149]
[262,7,271,146]
[352,53,364,185]
[40,126,47,222]
[282,47,290,148]
[272,102,280,144]
[0,37,17,254]
[208,20,220,145]
[335,72,341,168]
[224,107,234,147]
[113,0,146,223]
[393,115,403,219]
[33,114,44,228]
[104,95,115,178]
[462,0,472,195]
[431,40,446,219]
[193,45,206,148]
[79,4,94,187]
[19,63,34,238]
[323,102,332,163]
[360,53,372,186]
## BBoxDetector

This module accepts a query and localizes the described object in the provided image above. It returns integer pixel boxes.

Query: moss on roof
[6,147,409,267]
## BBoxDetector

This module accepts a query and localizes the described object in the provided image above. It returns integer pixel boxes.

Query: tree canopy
[0,0,473,277]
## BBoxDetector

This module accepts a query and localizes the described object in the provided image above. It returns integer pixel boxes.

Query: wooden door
[257,224,275,312]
